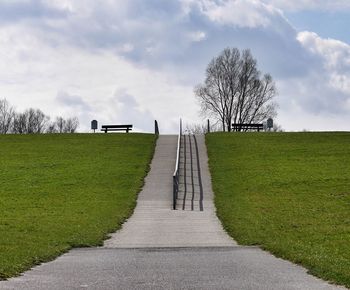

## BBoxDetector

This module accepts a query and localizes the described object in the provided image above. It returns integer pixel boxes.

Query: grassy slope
[0,133,156,279]
[206,132,350,288]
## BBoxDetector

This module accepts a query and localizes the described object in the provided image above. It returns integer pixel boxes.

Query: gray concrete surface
[104,135,235,248]
[0,248,345,290]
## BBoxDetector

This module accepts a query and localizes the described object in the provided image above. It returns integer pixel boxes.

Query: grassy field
[206,132,350,288]
[0,133,156,279]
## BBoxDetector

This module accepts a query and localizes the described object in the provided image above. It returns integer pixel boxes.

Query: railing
[172,119,182,210]
[193,135,204,211]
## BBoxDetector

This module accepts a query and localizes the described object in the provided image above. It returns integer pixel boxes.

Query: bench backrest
[101,125,133,129]
[232,123,263,131]
[232,123,263,127]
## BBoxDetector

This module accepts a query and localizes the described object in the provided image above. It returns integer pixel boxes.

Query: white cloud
[118,43,134,53]
[109,90,156,132]
[0,0,350,132]
[297,31,350,97]
[264,0,350,12]
[42,0,74,12]
[0,24,196,133]
[187,31,206,42]
[297,31,350,70]
[197,0,283,28]
[0,0,31,3]
[268,31,350,130]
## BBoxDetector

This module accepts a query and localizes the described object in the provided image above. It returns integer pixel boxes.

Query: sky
[1,0,350,133]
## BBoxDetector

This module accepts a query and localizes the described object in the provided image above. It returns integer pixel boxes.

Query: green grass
[206,132,350,288]
[0,133,156,279]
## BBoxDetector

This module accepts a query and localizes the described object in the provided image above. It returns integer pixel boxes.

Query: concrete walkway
[104,135,234,247]
[0,248,345,290]
[0,135,346,290]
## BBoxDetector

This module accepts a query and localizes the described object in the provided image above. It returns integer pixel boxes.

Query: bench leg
[126,128,129,133]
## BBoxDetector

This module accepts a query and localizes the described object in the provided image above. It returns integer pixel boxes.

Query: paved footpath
[104,135,234,247]
[0,135,346,290]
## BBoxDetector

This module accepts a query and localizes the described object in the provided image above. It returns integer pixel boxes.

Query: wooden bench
[232,123,263,132]
[101,124,133,133]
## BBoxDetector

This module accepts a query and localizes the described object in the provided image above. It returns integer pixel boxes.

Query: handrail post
[180,118,182,136]
[172,118,182,210]
[155,120,159,135]
[173,176,176,210]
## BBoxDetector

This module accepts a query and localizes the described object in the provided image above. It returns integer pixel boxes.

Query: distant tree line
[0,98,79,134]
[184,122,221,134]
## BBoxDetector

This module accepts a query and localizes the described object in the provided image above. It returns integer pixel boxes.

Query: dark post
[155,120,159,135]
[207,119,210,133]
[267,118,273,132]
[91,120,98,133]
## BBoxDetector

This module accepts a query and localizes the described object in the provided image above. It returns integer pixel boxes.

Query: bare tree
[195,48,277,132]
[55,117,66,133]
[12,108,49,134]
[33,109,49,133]
[272,122,284,132]
[2,98,80,134]
[64,117,79,133]
[12,112,27,134]
[0,98,15,134]
[48,116,79,133]
[185,121,221,134]
[25,108,49,133]
[46,122,57,133]
[184,123,208,134]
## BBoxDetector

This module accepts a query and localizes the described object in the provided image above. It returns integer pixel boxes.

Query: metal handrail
[193,135,204,211]
[172,119,182,210]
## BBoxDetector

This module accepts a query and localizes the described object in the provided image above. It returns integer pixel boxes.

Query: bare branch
[0,98,15,134]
